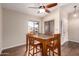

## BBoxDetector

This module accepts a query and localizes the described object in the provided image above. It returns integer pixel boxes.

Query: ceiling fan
[28,3,57,13]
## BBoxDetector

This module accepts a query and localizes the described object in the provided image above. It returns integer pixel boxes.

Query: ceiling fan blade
[46,3,57,8]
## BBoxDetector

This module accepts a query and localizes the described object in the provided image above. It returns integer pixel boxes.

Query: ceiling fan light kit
[38,8,45,14]
[28,3,57,14]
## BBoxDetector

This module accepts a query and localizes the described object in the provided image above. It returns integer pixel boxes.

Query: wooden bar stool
[47,34,61,56]
[27,35,43,56]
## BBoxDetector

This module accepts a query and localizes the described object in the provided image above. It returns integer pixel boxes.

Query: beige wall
[0,4,2,53]
[2,8,42,49]
[68,17,79,43]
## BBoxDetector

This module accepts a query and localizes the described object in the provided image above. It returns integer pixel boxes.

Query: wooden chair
[27,34,43,56]
[25,32,36,55]
[47,34,61,56]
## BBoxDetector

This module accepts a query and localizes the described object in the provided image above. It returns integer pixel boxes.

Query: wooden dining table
[30,33,54,56]
[26,33,61,56]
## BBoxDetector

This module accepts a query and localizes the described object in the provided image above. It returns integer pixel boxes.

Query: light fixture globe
[39,8,45,13]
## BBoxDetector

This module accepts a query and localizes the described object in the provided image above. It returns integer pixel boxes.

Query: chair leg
[24,44,29,56]
[33,47,34,56]
[25,36,28,56]
[28,45,30,56]
[53,50,54,56]
[40,45,43,56]
[49,49,50,56]
[36,46,37,56]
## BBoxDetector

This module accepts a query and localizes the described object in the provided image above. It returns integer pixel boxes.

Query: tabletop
[32,33,53,40]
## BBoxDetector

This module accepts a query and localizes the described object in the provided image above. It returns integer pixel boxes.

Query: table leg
[42,42,47,56]
[58,38,61,56]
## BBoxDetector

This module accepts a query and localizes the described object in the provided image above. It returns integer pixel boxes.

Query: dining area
[1,3,79,56]
[25,32,61,56]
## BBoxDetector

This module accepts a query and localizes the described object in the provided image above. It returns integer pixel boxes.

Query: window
[28,21,39,33]
[44,20,54,35]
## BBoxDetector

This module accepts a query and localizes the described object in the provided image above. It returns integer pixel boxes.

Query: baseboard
[61,41,67,45]
[69,40,79,43]
[61,40,68,45]
[61,41,69,46]
[2,43,25,50]
[62,41,79,46]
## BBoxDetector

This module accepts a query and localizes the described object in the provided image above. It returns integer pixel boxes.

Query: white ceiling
[2,3,79,18]
[1,3,65,18]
